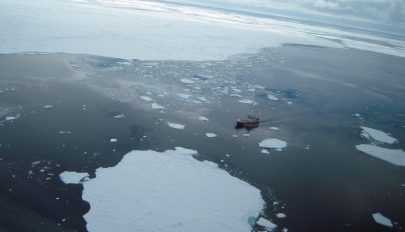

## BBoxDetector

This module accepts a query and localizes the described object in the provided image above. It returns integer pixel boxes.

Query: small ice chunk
[206,133,217,138]
[198,116,209,121]
[259,139,288,150]
[238,99,254,104]
[43,105,53,109]
[353,113,361,117]
[261,149,270,154]
[372,213,393,227]
[110,138,118,143]
[267,94,279,101]
[232,134,238,138]
[151,103,165,110]
[276,213,287,218]
[167,122,185,129]
[180,78,195,84]
[360,127,397,144]
[257,217,277,230]
[5,116,15,121]
[114,114,125,119]
[269,127,279,131]
[355,144,405,166]
[59,171,89,184]
[140,96,153,102]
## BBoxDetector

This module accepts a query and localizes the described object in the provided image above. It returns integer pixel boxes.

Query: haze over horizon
[145,0,405,36]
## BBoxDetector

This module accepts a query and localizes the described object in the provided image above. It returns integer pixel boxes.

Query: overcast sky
[245,0,405,26]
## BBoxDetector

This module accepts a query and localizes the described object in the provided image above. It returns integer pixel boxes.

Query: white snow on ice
[60,147,265,232]
[372,213,393,227]
[167,122,185,129]
[259,138,288,150]
[206,133,217,138]
[59,171,89,184]
[360,127,397,144]
[355,144,405,167]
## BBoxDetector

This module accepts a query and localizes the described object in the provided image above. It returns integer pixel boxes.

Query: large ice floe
[356,126,405,167]
[356,144,405,167]
[60,147,265,231]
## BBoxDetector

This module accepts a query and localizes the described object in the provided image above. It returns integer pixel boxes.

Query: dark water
[0,46,404,232]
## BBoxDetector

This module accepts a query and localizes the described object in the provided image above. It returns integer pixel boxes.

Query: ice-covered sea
[1,0,405,60]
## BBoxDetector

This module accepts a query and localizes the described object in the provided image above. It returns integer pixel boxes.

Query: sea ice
[372,213,393,227]
[43,105,53,109]
[167,122,185,129]
[60,147,264,232]
[238,99,254,104]
[267,94,279,101]
[177,93,191,99]
[151,103,165,110]
[259,139,288,150]
[140,96,153,102]
[5,116,15,121]
[269,127,279,131]
[206,133,217,138]
[360,127,397,144]
[256,217,277,230]
[356,144,405,167]
[179,78,195,84]
[198,116,209,121]
[114,114,125,119]
[110,138,118,143]
[59,171,89,184]
[276,213,287,218]
[261,149,270,154]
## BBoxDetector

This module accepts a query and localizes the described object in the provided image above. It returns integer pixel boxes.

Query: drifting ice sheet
[356,144,405,167]
[61,147,264,232]
[372,213,393,227]
[360,127,397,144]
